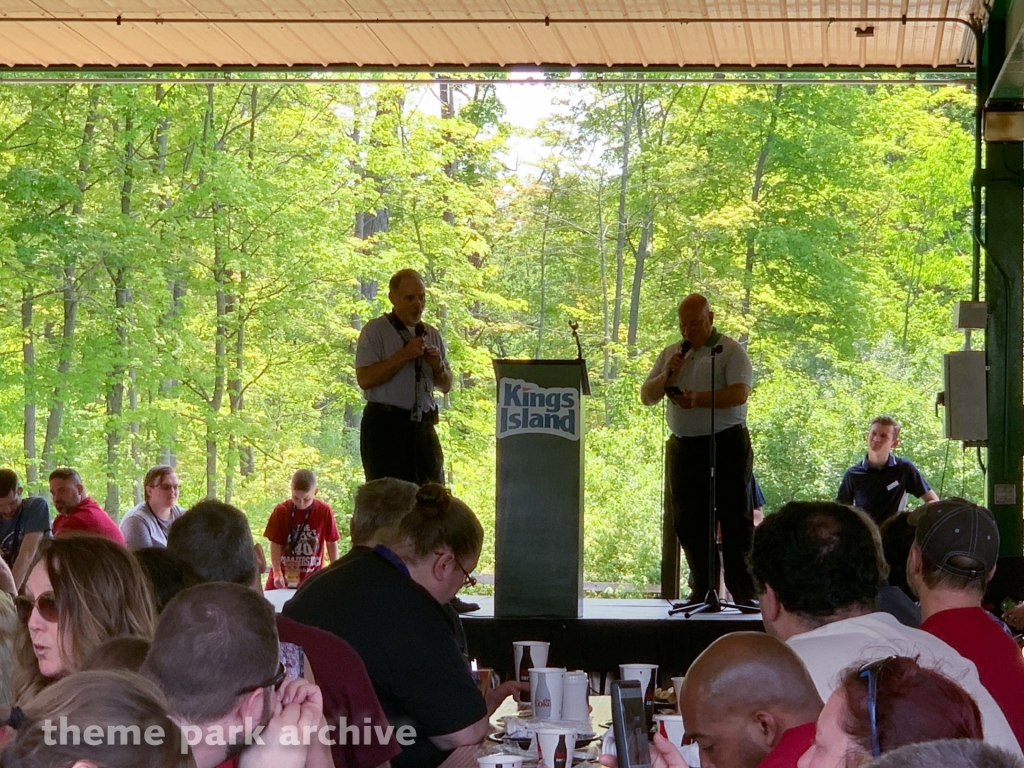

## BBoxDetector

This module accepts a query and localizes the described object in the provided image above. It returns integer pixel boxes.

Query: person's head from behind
[0,469,24,520]
[378,484,483,604]
[15,535,156,697]
[142,583,279,763]
[47,468,85,515]
[747,502,887,640]
[82,635,152,674]
[143,465,180,515]
[907,497,998,602]
[679,632,823,768]
[864,739,1024,768]
[290,469,318,511]
[0,670,192,768]
[167,500,257,589]
[867,416,901,462]
[797,656,982,768]
[351,477,419,546]
[134,547,198,613]
[879,514,916,595]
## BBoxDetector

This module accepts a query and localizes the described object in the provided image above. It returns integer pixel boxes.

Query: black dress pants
[666,425,755,602]
[360,402,445,486]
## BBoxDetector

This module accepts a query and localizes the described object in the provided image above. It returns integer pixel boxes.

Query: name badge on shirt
[886,480,900,491]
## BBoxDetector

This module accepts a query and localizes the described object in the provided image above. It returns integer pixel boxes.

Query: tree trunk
[612,90,637,348]
[42,85,99,471]
[22,290,37,485]
[105,111,134,515]
[154,83,181,467]
[627,212,653,353]
[535,186,556,358]
[740,84,782,344]
[205,84,227,500]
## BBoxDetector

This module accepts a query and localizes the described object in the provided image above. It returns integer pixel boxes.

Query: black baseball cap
[909,497,999,578]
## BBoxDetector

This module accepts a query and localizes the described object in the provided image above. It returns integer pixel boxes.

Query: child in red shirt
[264,470,340,590]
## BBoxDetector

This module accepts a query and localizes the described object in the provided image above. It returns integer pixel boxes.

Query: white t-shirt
[787,611,1023,757]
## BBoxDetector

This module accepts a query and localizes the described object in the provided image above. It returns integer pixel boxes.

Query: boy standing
[836,415,938,525]
[264,469,340,590]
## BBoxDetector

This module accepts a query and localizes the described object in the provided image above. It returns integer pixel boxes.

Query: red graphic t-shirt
[264,498,339,590]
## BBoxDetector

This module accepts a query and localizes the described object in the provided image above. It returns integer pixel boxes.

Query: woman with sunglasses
[798,656,983,768]
[284,483,522,768]
[11,535,156,703]
[120,465,186,551]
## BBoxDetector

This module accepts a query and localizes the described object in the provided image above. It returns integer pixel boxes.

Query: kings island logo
[497,378,580,441]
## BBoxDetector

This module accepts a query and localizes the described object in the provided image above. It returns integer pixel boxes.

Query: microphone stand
[668,344,759,618]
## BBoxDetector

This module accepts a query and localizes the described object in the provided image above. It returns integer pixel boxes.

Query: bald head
[679,633,822,768]
[680,293,710,314]
[683,632,821,723]
[678,293,715,348]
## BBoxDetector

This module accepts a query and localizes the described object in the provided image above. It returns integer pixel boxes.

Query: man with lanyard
[356,268,453,485]
[641,293,756,604]
[264,469,339,590]
[0,468,49,592]
[836,415,938,526]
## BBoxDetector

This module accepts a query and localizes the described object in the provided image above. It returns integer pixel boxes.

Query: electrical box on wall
[942,351,987,442]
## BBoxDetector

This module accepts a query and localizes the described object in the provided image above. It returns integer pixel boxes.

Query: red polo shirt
[51,497,126,546]
[757,723,816,768]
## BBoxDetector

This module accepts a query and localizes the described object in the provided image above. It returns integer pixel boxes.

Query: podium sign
[493,359,587,618]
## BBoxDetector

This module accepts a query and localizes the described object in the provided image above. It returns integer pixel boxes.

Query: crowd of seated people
[1,459,1024,768]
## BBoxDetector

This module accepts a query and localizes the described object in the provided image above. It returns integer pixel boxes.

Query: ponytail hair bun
[415,484,452,518]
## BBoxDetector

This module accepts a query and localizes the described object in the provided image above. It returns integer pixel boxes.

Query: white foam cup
[535,728,577,768]
[478,755,524,768]
[513,641,550,704]
[529,667,566,720]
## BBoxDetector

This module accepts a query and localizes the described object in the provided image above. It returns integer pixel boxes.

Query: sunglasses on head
[15,592,58,624]
[236,663,287,696]
[858,656,896,758]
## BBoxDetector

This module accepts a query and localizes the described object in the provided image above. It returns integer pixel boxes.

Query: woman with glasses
[120,465,186,551]
[284,483,521,768]
[11,535,156,703]
[798,656,983,768]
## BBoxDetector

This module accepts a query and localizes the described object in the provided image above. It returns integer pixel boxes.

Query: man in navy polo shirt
[836,415,938,525]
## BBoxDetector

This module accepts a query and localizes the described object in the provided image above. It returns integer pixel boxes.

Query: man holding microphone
[641,293,756,604]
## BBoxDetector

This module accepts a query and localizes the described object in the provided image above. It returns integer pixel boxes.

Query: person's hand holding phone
[599,734,691,768]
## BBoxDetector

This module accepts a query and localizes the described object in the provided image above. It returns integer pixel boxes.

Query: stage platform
[461,596,764,687]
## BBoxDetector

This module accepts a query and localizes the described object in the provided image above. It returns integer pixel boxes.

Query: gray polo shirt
[355,314,448,413]
[644,332,752,437]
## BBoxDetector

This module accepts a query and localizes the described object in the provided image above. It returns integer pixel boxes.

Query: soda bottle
[553,734,568,768]
[519,645,533,704]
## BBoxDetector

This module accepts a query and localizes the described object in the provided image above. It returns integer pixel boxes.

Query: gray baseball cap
[909,497,999,578]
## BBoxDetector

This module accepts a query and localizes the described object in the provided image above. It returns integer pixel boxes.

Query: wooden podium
[492,359,589,618]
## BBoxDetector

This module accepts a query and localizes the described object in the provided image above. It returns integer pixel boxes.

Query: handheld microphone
[415,323,425,337]
[679,339,693,356]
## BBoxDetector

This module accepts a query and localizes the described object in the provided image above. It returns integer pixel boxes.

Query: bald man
[641,294,756,602]
[600,633,821,768]
[680,633,821,768]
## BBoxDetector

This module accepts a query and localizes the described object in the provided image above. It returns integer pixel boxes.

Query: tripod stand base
[668,590,760,617]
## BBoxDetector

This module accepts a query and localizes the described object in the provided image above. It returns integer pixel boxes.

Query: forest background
[0,75,982,594]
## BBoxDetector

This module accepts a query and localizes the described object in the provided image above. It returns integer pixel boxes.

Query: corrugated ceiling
[0,0,984,69]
